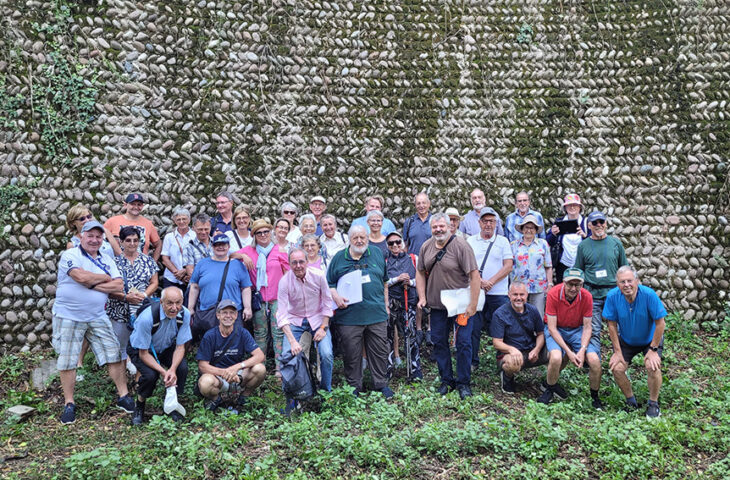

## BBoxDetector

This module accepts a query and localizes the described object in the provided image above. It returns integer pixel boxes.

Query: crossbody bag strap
[425,234,456,275]
[232,230,243,250]
[216,260,232,304]
[478,240,496,276]
[190,239,209,258]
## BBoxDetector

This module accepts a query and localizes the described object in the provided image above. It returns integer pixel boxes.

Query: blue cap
[587,211,607,223]
[125,193,145,203]
[216,299,238,311]
[81,220,104,233]
[478,206,498,218]
[212,233,230,244]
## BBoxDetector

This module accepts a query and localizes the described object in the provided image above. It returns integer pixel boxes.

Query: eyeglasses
[591,220,606,225]
[76,214,93,222]
[387,240,402,246]
[291,260,306,266]
[255,230,271,236]
[283,210,296,215]
[123,238,140,243]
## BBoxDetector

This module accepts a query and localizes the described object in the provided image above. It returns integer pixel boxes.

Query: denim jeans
[282,318,333,391]
[430,308,474,387]
[472,294,509,367]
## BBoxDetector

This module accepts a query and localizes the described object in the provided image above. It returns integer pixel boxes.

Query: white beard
[433,232,449,242]
[351,244,367,255]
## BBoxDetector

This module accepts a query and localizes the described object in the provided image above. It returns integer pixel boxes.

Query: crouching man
[128,286,192,425]
[196,299,266,412]
[491,281,548,394]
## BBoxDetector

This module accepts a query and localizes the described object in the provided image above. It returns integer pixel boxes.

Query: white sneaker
[126,361,137,376]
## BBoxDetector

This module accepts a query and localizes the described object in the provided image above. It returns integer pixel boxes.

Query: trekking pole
[404,285,412,379]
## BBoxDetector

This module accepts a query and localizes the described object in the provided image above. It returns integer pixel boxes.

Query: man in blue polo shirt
[402,192,432,255]
[128,286,192,425]
[604,266,667,418]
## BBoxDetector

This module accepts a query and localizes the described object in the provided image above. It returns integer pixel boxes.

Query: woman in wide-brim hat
[510,215,553,318]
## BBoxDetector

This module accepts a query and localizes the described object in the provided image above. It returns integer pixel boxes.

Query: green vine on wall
[0,184,30,238]
[30,0,98,163]
[0,75,25,131]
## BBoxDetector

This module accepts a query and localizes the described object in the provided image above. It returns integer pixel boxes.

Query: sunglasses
[255,230,271,236]
[387,240,402,246]
[283,210,296,215]
[591,220,606,225]
[76,214,93,222]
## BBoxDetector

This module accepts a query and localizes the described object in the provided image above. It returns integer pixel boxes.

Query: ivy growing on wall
[30,0,98,163]
[0,184,30,238]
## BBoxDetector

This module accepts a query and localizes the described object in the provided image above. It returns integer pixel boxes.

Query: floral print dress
[510,238,553,293]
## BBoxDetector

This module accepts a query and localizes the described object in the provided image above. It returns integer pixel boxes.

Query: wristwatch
[320,325,329,332]
[648,345,659,352]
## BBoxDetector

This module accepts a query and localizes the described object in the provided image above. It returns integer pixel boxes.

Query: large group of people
[52,189,668,424]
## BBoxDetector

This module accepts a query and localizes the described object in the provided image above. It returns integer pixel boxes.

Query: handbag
[191,260,231,341]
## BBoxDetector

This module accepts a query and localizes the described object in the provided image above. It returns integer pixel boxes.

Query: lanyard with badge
[79,246,111,275]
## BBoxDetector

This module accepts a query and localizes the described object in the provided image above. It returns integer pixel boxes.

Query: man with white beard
[459,188,505,237]
[327,225,394,398]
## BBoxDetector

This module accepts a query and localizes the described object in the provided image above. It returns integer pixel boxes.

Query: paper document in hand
[440,288,485,317]
[336,270,363,306]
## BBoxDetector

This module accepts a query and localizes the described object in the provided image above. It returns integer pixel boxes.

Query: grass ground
[1,312,729,479]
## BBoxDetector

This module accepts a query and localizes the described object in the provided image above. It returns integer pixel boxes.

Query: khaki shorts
[52,315,121,371]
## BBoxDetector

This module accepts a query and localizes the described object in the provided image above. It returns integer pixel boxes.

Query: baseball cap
[212,233,230,244]
[445,207,461,218]
[386,231,403,241]
[563,268,585,283]
[478,206,498,219]
[310,195,326,204]
[125,193,145,203]
[587,211,607,223]
[216,299,238,312]
[81,220,105,233]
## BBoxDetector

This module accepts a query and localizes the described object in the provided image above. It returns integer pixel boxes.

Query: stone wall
[1,0,729,351]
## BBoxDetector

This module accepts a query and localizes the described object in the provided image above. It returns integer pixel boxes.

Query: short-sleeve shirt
[183,237,213,267]
[327,246,388,326]
[190,258,252,311]
[196,325,259,368]
[490,302,544,352]
[161,228,196,283]
[574,235,628,299]
[53,247,121,322]
[467,233,512,296]
[106,253,159,322]
[210,214,232,236]
[602,285,667,346]
[417,236,478,310]
[226,230,253,253]
[104,215,160,255]
[129,304,192,352]
[544,284,593,328]
[403,213,432,256]
[510,238,553,294]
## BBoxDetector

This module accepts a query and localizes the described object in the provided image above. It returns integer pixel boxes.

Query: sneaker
[624,397,640,412]
[408,371,424,383]
[437,383,452,396]
[116,394,135,413]
[645,401,661,419]
[236,395,249,408]
[131,402,145,426]
[60,403,76,425]
[458,385,473,400]
[168,410,185,422]
[393,357,403,368]
[500,371,516,395]
[381,386,395,400]
[206,396,223,412]
[591,396,603,411]
[541,380,568,400]
[126,361,137,376]
[537,388,554,404]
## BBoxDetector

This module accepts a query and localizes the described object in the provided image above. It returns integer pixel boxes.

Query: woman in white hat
[546,193,590,283]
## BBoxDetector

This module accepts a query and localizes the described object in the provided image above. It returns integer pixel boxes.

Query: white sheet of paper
[440,288,486,317]
[336,270,363,306]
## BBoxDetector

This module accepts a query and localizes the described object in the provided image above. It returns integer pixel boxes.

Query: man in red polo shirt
[538,268,602,409]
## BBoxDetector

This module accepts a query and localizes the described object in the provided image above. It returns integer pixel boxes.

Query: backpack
[133,297,184,336]
[279,351,315,400]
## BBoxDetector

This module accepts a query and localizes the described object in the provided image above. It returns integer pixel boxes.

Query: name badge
[361,274,371,284]
[595,269,608,278]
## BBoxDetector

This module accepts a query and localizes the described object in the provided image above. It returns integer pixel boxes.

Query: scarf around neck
[255,242,275,288]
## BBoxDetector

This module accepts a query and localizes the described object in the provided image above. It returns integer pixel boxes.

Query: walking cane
[404,285,412,379]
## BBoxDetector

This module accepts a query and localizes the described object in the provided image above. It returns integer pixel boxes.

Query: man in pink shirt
[277,247,335,392]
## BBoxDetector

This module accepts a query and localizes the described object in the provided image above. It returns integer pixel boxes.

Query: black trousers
[128,344,188,400]
[338,321,390,391]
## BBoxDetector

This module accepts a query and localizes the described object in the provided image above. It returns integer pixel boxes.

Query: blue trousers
[472,294,509,367]
[430,308,474,387]
[282,318,333,391]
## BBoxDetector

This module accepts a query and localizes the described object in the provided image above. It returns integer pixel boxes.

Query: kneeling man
[128,286,192,424]
[605,266,667,418]
[491,282,548,394]
[539,268,602,409]
[197,299,266,412]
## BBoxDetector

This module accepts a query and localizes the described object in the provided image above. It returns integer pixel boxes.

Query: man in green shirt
[328,225,393,399]
[573,211,628,358]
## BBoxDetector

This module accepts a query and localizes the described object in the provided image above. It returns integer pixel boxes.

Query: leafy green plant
[517,23,534,44]
[0,75,25,130]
